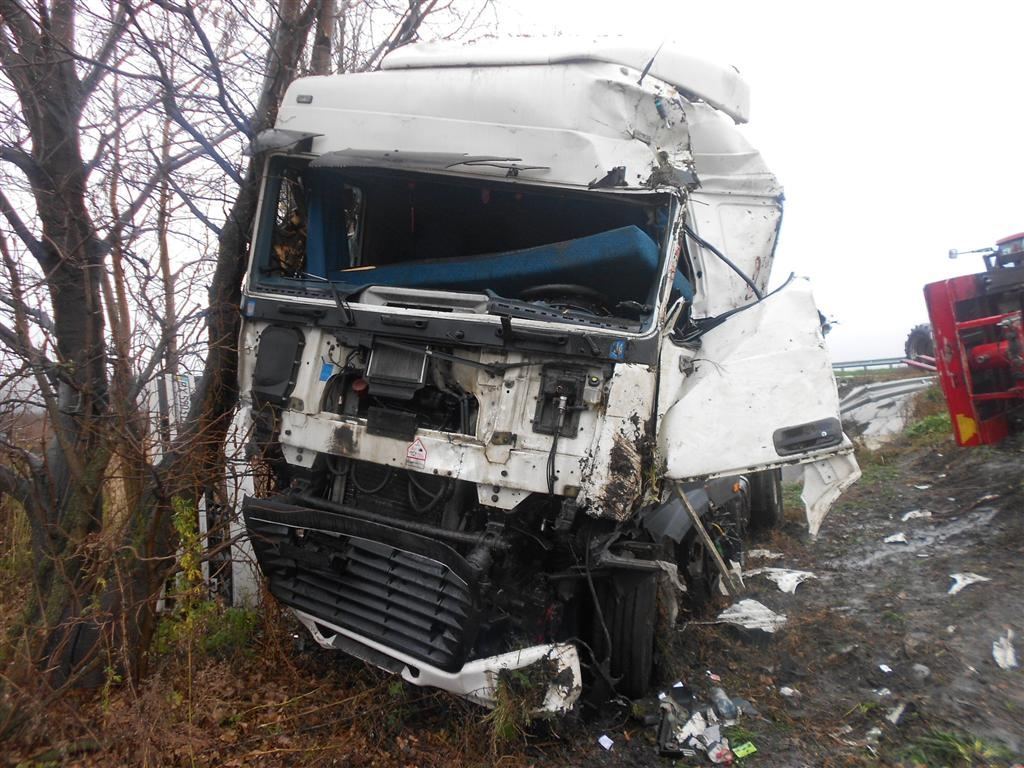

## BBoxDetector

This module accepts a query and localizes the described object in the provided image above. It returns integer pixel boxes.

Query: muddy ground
[7,420,1023,767]
[555,436,1024,767]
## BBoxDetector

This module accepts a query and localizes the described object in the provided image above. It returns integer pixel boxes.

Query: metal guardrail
[832,357,908,372]
[839,376,937,416]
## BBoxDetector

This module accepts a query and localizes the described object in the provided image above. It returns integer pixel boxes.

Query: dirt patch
[6,431,1022,767]
[550,435,1024,766]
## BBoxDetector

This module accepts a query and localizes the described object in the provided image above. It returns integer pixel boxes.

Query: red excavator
[923,233,1024,446]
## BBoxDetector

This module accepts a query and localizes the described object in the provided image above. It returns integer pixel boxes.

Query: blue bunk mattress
[329,225,693,301]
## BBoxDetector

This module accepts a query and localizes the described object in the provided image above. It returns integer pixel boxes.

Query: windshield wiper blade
[285,272,356,326]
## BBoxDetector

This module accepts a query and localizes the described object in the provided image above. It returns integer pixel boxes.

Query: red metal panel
[924,275,1017,446]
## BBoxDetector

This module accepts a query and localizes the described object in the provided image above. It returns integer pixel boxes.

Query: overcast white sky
[500,0,1024,360]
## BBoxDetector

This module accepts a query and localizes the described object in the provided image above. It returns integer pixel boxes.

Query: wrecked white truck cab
[238,40,859,710]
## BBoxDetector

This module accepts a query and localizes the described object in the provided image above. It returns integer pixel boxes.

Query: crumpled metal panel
[658,278,852,480]
[278,61,693,189]
[381,38,751,124]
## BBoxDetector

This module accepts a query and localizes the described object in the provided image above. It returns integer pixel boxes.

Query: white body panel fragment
[294,610,582,712]
[658,278,851,480]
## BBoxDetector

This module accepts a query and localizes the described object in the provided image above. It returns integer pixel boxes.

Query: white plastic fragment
[879,664,893,674]
[745,567,817,594]
[716,599,787,633]
[679,711,708,742]
[746,548,784,560]
[913,484,932,490]
[883,533,908,544]
[993,629,1018,670]
[901,509,932,521]
[886,702,907,725]
[598,734,614,750]
[873,687,891,697]
[948,572,991,595]
[778,686,800,698]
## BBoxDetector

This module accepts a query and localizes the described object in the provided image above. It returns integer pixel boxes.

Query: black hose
[547,429,560,495]
[350,462,392,495]
[407,472,448,513]
[683,223,764,301]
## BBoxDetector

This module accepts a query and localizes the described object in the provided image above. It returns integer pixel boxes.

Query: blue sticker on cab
[609,339,627,361]
[319,361,334,381]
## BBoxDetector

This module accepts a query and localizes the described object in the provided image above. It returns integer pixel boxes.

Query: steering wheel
[518,283,613,315]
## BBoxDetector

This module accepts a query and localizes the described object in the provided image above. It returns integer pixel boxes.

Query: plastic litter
[886,702,907,725]
[993,629,1019,670]
[744,567,817,594]
[656,683,745,762]
[879,664,893,674]
[866,726,882,743]
[707,741,735,764]
[710,687,738,719]
[733,741,757,758]
[970,493,1000,508]
[913,484,932,490]
[873,687,892,697]
[901,509,932,521]
[598,734,614,750]
[911,663,931,680]
[948,572,991,595]
[717,599,787,633]
[883,533,908,544]
[706,670,722,683]
[731,697,759,717]
[745,548,784,560]
[778,686,800,698]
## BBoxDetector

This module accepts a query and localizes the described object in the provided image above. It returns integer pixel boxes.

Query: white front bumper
[293,609,582,712]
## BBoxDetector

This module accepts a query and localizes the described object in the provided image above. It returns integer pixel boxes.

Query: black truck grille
[243,497,478,672]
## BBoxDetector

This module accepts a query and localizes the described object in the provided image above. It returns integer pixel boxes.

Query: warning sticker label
[406,438,427,463]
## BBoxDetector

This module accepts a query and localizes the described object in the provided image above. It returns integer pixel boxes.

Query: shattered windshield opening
[251,156,691,331]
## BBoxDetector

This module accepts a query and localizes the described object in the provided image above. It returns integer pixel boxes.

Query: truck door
[656,278,858,513]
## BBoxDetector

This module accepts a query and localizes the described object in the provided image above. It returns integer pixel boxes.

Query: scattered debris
[873,687,892,697]
[598,734,614,750]
[948,572,991,595]
[744,567,817,594]
[913,484,932,490]
[778,686,800,698]
[969,493,1000,509]
[709,687,738,719]
[879,664,893,674]
[745,548,784,560]
[886,702,907,725]
[656,682,746,763]
[731,697,759,717]
[911,663,931,681]
[707,741,735,764]
[733,741,757,758]
[993,629,1018,670]
[865,726,883,743]
[706,671,722,683]
[716,599,787,633]
[829,725,859,747]
[901,509,932,521]
[883,533,908,544]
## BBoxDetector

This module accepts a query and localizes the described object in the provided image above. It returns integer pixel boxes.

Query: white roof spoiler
[382,38,751,124]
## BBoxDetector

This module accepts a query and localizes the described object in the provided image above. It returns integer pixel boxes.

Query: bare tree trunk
[311,0,335,75]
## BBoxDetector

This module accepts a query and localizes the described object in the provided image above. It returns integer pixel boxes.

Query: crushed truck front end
[237,41,859,709]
